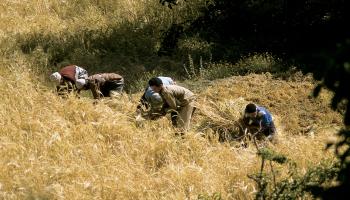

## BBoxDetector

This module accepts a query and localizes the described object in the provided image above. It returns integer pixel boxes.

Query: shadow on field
[16,22,184,92]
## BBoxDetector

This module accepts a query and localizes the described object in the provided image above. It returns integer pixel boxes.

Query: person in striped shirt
[49,65,88,96]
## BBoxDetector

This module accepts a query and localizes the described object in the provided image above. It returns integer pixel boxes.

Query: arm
[242,114,250,125]
[259,113,273,131]
[162,92,177,110]
[89,81,101,99]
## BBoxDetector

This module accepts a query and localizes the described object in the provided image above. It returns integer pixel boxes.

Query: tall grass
[0,1,343,199]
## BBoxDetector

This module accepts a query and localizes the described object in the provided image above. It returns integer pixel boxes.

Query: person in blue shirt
[242,103,276,141]
[137,76,177,124]
[143,76,175,110]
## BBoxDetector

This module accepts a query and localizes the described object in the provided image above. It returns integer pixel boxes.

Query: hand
[248,119,254,125]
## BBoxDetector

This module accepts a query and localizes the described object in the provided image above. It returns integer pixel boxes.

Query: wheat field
[0,1,342,199]
[0,62,341,199]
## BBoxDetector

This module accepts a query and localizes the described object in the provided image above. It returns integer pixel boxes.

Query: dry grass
[0,0,151,34]
[196,73,342,137]
[0,61,341,199]
[0,0,208,81]
[0,1,343,199]
[0,0,205,35]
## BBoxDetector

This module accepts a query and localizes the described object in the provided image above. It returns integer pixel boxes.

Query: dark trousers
[56,80,76,97]
[100,80,124,97]
[262,122,276,137]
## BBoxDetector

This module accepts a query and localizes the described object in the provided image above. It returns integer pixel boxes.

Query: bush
[249,145,339,200]
[199,53,284,80]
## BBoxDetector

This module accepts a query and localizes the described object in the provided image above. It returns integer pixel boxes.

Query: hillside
[0,64,341,199]
[0,0,346,199]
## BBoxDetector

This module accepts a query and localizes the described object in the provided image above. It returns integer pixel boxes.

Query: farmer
[148,77,196,131]
[242,103,276,141]
[84,73,124,99]
[49,65,88,95]
[137,76,176,120]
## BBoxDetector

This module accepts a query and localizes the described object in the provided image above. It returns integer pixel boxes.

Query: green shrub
[199,53,285,80]
[249,146,339,200]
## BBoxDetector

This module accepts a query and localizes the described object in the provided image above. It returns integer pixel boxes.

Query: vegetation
[165,0,350,198]
[0,63,341,199]
[1,0,349,199]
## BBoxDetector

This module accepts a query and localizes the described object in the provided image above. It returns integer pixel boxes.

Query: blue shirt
[256,106,273,127]
[244,106,273,128]
[145,77,174,106]
[157,76,174,85]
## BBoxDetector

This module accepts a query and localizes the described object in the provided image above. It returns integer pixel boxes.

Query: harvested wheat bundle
[197,97,249,141]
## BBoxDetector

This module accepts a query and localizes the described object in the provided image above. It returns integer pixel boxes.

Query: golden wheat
[0,60,340,199]
[0,0,342,199]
